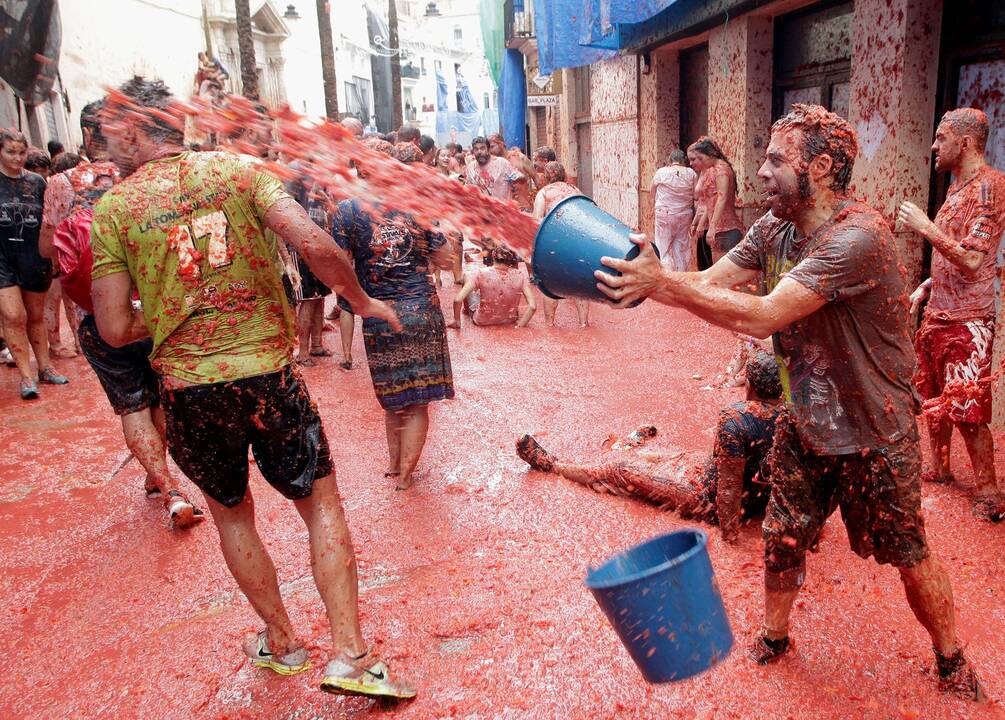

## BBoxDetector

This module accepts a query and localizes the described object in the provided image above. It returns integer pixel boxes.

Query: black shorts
[296,255,331,300]
[78,314,159,415]
[713,229,743,255]
[763,414,929,573]
[336,294,354,314]
[0,238,53,293]
[160,366,333,507]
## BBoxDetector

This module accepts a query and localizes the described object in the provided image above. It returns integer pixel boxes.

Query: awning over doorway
[535,0,682,74]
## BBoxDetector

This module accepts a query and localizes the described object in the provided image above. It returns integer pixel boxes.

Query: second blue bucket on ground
[585,529,733,683]
[531,194,658,306]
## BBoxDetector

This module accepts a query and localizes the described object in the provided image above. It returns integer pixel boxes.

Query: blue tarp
[535,0,614,77]
[456,69,479,114]
[500,48,526,151]
[433,110,499,148]
[436,70,450,112]
[536,0,682,74]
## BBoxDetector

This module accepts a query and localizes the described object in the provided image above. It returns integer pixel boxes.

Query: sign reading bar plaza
[526,65,562,97]
[528,95,560,107]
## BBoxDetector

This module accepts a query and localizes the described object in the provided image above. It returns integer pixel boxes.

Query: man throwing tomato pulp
[594,104,985,700]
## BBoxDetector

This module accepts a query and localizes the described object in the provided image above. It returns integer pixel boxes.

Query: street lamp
[283,4,300,19]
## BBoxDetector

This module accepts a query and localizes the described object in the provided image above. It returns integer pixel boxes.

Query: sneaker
[935,648,987,701]
[516,434,556,472]
[20,378,39,400]
[166,490,205,529]
[320,651,416,700]
[0,347,14,366]
[38,367,69,385]
[749,634,791,665]
[242,631,311,676]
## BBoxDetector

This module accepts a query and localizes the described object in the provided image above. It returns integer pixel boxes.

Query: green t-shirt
[91,151,296,384]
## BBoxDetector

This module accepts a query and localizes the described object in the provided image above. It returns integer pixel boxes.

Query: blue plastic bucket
[531,195,659,306]
[585,529,733,683]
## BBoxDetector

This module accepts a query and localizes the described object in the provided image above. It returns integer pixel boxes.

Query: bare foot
[394,474,415,491]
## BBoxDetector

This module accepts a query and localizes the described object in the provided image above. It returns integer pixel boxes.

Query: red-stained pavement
[3,291,1003,720]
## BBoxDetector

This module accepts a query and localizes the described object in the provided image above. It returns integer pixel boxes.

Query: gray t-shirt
[727,203,920,455]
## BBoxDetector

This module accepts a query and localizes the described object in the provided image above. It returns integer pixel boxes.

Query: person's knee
[208,490,255,528]
[1,303,27,329]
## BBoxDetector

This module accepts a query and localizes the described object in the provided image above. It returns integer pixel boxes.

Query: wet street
[3,290,1003,719]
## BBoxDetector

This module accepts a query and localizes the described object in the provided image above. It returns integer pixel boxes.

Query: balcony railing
[504,0,535,44]
[513,10,534,37]
[402,63,421,80]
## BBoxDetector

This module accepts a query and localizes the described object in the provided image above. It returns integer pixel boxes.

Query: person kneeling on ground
[517,351,783,542]
[449,246,536,329]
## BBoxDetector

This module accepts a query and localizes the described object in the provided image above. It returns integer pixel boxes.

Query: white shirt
[652,165,697,213]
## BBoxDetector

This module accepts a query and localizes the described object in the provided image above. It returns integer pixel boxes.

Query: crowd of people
[3,66,1002,707]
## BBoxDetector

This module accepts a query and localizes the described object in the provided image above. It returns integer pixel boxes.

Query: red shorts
[914,316,994,425]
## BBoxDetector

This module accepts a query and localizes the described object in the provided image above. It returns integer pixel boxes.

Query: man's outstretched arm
[264,198,400,330]
[595,235,824,339]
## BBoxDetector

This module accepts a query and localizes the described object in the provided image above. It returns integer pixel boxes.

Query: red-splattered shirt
[465,157,521,201]
[694,162,743,235]
[728,203,921,454]
[42,160,120,231]
[926,164,1005,321]
[43,160,121,315]
[91,152,295,385]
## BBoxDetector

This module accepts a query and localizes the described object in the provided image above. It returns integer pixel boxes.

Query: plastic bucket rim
[531,193,629,304]
[585,529,709,591]
[530,192,595,278]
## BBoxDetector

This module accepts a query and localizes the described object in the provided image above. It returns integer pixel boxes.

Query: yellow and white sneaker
[242,631,311,676]
[320,651,416,700]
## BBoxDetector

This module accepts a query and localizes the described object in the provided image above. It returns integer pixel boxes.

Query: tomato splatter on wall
[707,15,773,227]
[589,55,640,228]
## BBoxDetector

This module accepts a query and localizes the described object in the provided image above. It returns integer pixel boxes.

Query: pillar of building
[707,15,773,228]
[557,68,578,182]
[638,49,680,239]
[847,0,942,283]
[591,54,640,227]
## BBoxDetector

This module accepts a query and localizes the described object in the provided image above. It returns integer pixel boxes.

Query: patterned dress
[332,199,454,410]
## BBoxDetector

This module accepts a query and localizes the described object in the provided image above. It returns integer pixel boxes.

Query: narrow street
[2,290,1002,719]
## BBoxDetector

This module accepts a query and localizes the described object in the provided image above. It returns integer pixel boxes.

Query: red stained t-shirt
[43,160,121,315]
[727,202,921,455]
[926,164,1005,321]
[694,161,743,235]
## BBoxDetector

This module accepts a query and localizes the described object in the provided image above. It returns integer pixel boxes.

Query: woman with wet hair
[332,143,457,490]
[449,245,536,329]
[688,136,744,265]
[0,129,69,399]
